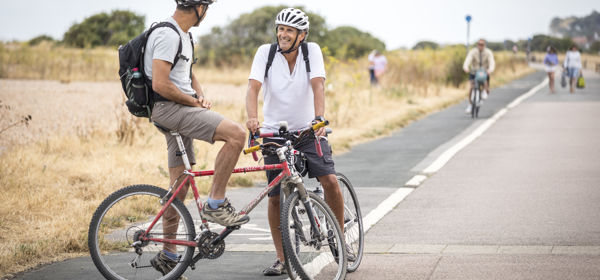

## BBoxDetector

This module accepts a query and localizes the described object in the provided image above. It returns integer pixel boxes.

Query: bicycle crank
[197,231,225,259]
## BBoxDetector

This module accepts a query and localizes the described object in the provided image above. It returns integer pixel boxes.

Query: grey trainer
[150,251,188,280]
[201,198,250,226]
[263,259,287,276]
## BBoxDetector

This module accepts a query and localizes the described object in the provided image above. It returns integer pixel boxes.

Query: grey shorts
[265,137,336,197]
[151,101,224,168]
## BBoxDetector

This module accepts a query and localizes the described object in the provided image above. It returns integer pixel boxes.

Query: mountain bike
[249,126,364,273]
[470,68,488,119]
[88,120,347,280]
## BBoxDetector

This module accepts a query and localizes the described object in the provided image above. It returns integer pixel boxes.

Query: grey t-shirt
[143,17,195,96]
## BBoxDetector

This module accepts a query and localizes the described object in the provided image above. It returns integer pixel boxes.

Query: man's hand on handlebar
[246,117,260,134]
[312,116,327,137]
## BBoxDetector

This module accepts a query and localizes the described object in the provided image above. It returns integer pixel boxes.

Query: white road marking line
[363,187,414,232]
[405,174,427,187]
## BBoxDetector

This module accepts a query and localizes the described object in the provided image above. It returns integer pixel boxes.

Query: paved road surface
[16,69,600,279]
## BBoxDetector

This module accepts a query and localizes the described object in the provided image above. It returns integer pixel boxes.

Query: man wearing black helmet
[146,1,249,278]
[246,7,349,276]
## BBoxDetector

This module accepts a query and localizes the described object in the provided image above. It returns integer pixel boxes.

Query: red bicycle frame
[142,161,292,247]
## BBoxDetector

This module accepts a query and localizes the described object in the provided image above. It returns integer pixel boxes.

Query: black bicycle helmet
[174,0,215,7]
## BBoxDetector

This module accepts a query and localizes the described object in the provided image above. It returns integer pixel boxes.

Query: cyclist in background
[245,8,347,276]
[463,38,495,114]
[145,0,249,277]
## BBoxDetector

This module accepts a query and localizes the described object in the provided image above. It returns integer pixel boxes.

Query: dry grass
[0,46,533,277]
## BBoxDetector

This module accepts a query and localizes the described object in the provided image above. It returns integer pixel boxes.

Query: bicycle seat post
[171,131,192,171]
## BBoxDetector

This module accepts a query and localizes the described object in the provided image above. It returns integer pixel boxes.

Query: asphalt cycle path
[345,68,600,279]
[14,70,548,279]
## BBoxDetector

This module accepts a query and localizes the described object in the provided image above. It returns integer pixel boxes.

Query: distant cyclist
[463,38,495,114]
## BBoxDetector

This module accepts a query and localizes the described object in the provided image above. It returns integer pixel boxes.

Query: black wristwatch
[313,116,325,123]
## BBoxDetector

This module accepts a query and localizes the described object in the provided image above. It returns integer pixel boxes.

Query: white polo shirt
[248,42,326,133]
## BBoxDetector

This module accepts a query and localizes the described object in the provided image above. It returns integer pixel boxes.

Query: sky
[0,0,598,49]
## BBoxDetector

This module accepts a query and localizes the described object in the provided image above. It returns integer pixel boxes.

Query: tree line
[28,6,385,65]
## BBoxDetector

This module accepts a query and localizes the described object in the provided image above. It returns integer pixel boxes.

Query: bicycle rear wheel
[305,173,364,272]
[281,191,347,280]
[471,88,478,119]
[88,184,196,280]
[336,173,364,272]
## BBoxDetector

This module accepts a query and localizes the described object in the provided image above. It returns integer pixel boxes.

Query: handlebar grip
[250,139,259,161]
[243,145,261,155]
[311,120,329,131]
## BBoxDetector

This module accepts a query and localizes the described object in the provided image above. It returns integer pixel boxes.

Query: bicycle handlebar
[243,120,330,158]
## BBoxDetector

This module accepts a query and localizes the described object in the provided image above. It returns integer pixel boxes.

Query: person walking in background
[463,38,495,114]
[368,50,376,85]
[368,49,387,85]
[544,46,559,93]
[563,45,582,94]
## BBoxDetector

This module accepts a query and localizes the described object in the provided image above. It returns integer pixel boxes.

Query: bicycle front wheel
[336,173,364,272]
[281,191,347,280]
[88,184,196,280]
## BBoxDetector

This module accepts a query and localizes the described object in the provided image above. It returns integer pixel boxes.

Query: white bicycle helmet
[275,8,309,31]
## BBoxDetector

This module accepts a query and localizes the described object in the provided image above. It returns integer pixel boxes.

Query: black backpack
[118,22,192,120]
[264,42,310,78]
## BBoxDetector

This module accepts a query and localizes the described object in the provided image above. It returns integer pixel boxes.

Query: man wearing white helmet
[246,7,348,276]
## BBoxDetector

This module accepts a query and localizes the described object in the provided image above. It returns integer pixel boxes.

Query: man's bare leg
[163,164,190,253]
[267,195,285,262]
[209,119,246,199]
[318,174,344,231]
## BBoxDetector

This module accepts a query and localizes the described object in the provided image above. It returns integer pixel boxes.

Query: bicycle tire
[280,187,299,280]
[281,191,347,280]
[88,184,196,280]
[335,173,364,272]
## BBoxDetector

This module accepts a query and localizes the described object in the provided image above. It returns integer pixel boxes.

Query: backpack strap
[189,32,195,80]
[301,42,310,73]
[143,22,183,73]
[264,43,278,78]
[264,42,311,78]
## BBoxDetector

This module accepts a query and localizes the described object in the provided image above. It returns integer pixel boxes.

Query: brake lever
[248,131,259,161]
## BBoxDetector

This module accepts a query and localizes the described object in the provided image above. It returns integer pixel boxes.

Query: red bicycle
[88,120,347,280]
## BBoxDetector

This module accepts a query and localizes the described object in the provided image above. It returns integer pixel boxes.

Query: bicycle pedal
[226,225,241,230]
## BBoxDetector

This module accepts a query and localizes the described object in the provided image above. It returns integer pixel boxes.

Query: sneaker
[263,259,287,276]
[481,90,489,100]
[150,251,188,280]
[465,105,472,114]
[346,244,357,262]
[201,198,250,226]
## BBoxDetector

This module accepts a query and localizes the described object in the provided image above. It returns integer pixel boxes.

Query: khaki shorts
[152,101,224,168]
